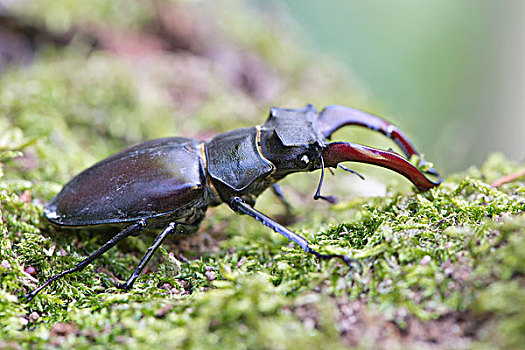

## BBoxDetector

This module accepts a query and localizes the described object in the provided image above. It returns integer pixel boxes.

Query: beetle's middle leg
[116,221,198,290]
[22,220,147,302]
[271,183,293,216]
[229,197,355,265]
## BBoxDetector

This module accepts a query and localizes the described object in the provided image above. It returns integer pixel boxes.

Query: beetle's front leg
[229,197,354,265]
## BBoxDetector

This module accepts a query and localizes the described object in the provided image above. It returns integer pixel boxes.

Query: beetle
[23,104,441,301]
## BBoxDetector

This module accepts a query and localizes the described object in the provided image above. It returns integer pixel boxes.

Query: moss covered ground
[1,1,524,349]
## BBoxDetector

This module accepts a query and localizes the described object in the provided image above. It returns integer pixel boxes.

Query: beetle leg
[313,156,338,204]
[116,221,179,291]
[22,220,147,302]
[271,184,292,213]
[229,197,355,265]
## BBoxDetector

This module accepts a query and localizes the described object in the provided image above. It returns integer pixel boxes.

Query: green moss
[5,137,523,348]
[5,0,155,33]
[468,216,525,349]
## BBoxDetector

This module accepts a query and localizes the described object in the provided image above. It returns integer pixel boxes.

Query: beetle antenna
[313,156,338,204]
[338,164,365,180]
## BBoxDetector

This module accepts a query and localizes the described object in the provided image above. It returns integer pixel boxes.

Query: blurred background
[277,0,525,172]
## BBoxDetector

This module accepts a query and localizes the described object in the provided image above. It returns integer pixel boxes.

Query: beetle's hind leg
[22,220,147,302]
[116,223,175,290]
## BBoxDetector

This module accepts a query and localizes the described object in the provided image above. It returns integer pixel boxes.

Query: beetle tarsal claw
[306,246,357,267]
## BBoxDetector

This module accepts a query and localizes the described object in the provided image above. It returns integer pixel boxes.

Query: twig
[491,169,525,187]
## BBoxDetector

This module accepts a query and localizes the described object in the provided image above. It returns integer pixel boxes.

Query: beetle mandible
[24,104,441,301]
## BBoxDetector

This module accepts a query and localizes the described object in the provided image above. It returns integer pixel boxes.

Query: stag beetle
[23,104,441,301]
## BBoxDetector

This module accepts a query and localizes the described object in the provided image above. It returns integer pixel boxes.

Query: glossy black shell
[206,127,273,192]
[44,137,206,226]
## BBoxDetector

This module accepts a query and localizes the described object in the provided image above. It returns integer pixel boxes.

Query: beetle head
[261,104,441,200]
[260,104,326,178]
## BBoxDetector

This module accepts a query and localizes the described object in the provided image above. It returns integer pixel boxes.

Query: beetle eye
[298,154,310,167]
